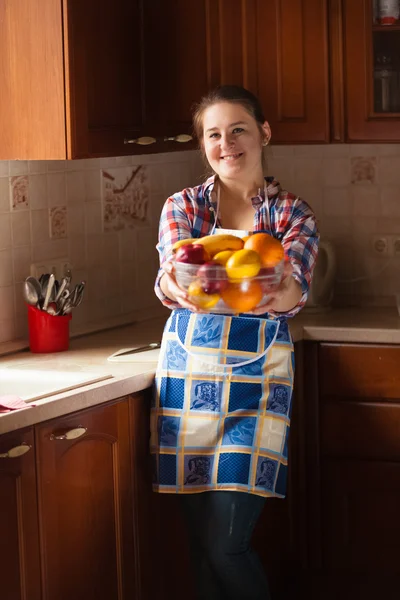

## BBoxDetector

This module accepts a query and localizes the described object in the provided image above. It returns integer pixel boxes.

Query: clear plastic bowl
[173,259,284,314]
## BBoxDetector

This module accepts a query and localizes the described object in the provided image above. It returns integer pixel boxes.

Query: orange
[225,249,261,280]
[242,235,252,243]
[244,233,284,267]
[221,280,263,312]
[188,280,220,309]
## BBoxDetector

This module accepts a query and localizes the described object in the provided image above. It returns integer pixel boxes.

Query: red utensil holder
[28,305,72,353]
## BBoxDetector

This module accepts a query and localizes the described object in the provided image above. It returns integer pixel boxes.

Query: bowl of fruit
[172,232,285,313]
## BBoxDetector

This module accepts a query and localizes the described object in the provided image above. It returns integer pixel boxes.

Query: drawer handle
[0,443,32,459]
[50,427,87,441]
[164,134,193,143]
[124,136,156,145]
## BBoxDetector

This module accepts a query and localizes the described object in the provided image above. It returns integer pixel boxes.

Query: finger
[162,260,174,275]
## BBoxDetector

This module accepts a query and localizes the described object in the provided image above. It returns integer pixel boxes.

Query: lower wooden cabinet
[306,343,400,600]
[2,342,400,599]
[0,428,42,600]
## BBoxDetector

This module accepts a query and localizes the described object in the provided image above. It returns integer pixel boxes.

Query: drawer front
[319,344,400,400]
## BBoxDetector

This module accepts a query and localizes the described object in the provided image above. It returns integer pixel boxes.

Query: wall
[0,143,399,345]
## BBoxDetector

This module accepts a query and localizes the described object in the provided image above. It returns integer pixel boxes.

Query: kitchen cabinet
[0,0,255,160]
[305,342,400,600]
[341,0,400,141]
[36,397,137,600]
[254,0,330,143]
[0,428,42,600]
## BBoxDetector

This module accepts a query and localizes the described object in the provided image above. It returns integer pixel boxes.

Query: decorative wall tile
[102,165,149,232]
[49,206,67,239]
[351,157,377,184]
[11,175,29,210]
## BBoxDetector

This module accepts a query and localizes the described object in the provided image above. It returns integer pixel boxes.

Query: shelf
[372,24,400,32]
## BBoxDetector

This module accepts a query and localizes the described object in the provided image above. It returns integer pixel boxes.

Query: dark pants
[180,491,271,600]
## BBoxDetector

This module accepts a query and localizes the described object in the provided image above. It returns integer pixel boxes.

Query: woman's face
[201,102,270,180]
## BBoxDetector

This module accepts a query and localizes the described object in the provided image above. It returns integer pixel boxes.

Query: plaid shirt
[155,175,319,318]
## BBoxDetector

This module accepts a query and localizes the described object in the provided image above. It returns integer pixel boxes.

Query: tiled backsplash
[0,144,399,344]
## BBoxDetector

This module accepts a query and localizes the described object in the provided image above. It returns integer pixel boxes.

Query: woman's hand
[249,261,301,315]
[160,261,206,312]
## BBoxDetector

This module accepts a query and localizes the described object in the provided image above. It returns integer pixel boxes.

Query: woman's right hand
[161,261,205,312]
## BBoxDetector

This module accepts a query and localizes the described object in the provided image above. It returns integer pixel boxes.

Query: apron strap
[175,313,280,369]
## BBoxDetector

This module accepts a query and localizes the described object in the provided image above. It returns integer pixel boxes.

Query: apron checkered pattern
[150,309,294,498]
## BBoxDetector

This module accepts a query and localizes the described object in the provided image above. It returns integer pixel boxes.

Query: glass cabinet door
[372,1,400,114]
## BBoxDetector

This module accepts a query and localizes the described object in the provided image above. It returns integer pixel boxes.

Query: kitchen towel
[0,395,36,413]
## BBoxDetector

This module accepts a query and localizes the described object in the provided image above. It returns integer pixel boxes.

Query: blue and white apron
[151,196,295,498]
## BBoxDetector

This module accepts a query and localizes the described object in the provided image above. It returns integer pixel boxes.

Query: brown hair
[192,85,266,144]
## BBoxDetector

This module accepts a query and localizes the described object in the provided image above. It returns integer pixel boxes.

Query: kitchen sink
[0,369,114,403]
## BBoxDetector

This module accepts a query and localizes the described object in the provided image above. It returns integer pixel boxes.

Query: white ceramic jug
[304,240,336,312]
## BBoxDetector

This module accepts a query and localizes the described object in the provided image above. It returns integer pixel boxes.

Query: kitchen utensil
[23,277,41,306]
[55,276,71,302]
[109,343,161,359]
[42,274,55,312]
[304,240,336,313]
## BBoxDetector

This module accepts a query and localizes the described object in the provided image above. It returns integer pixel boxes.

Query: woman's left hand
[249,261,297,315]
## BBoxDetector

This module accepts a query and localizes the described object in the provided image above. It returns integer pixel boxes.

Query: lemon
[212,250,234,266]
[188,281,220,309]
[225,249,261,281]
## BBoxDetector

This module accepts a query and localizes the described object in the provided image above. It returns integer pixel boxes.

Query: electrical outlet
[30,258,72,280]
[372,235,388,256]
[393,236,400,256]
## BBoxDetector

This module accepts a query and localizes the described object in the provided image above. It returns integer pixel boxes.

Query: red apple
[197,261,229,294]
[175,243,206,265]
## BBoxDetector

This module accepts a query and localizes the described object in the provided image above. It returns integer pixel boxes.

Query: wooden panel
[36,400,135,600]
[321,401,400,460]
[0,429,41,600]
[64,0,145,158]
[344,0,400,141]
[255,0,329,142]
[0,0,66,159]
[319,344,400,399]
[322,459,400,572]
[328,0,345,142]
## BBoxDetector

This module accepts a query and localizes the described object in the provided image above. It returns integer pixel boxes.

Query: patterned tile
[11,176,29,210]
[102,165,149,232]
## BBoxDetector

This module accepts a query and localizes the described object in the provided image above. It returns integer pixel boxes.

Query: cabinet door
[254,0,329,143]
[344,0,400,141]
[64,0,147,158]
[143,0,257,151]
[0,429,41,600]
[0,0,66,159]
[36,399,135,600]
[315,344,400,599]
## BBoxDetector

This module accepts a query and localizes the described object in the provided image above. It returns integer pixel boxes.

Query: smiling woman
[152,85,319,600]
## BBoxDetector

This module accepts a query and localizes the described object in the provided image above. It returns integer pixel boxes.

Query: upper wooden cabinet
[0,0,254,160]
[254,0,330,143]
[343,0,400,141]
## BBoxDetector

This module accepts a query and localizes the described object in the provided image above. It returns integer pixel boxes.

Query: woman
[151,85,319,600]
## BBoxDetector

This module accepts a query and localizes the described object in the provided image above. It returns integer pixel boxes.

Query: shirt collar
[203,175,281,208]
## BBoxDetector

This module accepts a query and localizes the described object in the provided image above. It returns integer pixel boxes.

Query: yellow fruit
[172,238,197,252]
[225,249,261,281]
[188,280,220,309]
[196,234,244,257]
[212,250,234,266]
[242,235,252,243]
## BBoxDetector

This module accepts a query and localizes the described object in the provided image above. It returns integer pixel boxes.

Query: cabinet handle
[124,136,156,145]
[49,427,87,441]
[0,443,32,459]
[164,134,193,143]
